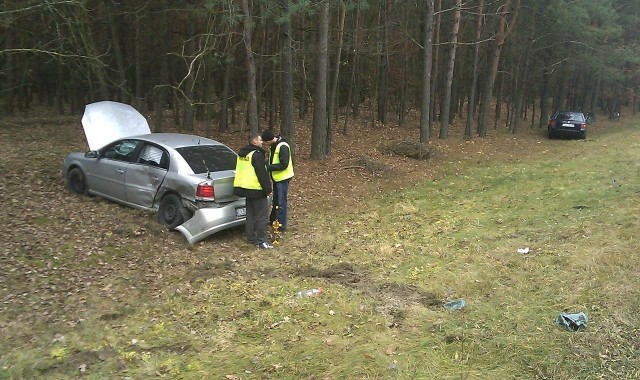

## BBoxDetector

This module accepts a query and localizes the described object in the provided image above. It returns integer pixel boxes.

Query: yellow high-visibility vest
[271,141,294,182]
[234,151,262,190]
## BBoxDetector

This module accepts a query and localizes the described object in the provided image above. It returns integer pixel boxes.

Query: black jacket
[267,136,291,177]
[233,144,272,198]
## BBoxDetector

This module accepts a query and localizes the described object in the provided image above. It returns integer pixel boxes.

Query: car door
[88,139,143,202]
[124,143,169,208]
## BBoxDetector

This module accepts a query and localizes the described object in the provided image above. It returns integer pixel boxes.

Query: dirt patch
[37,350,101,376]
[183,259,236,283]
[380,140,431,160]
[295,263,442,327]
[295,262,365,285]
[373,282,442,308]
[338,155,391,177]
[98,311,126,321]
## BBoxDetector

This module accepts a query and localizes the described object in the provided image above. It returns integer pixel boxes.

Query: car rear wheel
[548,128,555,139]
[66,167,89,195]
[158,194,191,229]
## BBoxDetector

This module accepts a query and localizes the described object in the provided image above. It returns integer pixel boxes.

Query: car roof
[135,133,225,149]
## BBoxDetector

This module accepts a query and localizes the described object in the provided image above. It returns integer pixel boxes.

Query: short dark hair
[261,129,275,141]
[248,131,261,143]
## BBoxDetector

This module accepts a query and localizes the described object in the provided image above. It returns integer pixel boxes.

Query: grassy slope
[1,119,639,379]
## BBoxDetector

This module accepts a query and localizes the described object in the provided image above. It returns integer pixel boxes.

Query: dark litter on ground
[555,312,588,331]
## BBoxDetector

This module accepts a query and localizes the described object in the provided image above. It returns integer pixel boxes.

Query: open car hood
[81,101,150,150]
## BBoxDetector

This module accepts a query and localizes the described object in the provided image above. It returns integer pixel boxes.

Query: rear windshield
[556,112,585,121]
[176,145,237,174]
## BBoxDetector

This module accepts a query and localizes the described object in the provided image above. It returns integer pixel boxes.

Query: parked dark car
[548,111,587,139]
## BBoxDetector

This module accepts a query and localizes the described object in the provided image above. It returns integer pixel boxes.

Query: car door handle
[116,169,124,174]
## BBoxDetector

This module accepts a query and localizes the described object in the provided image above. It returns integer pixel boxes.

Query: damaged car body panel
[175,202,247,244]
[63,101,246,244]
[82,101,151,150]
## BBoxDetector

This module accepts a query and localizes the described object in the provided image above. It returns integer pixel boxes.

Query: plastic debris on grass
[443,299,466,311]
[555,312,588,331]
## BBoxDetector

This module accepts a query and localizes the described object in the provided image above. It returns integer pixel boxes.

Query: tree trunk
[134,15,143,110]
[204,62,214,137]
[79,11,108,100]
[310,1,329,160]
[298,13,309,119]
[377,0,391,124]
[279,0,295,157]
[182,20,196,132]
[430,0,442,129]
[327,0,346,154]
[153,0,169,133]
[590,73,601,115]
[153,53,169,133]
[104,0,128,103]
[439,0,462,139]
[530,93,537,129]
[465,0,484,139]
[493,70,504,130]
[477,0,520,137]
[241,0,259,134]
[343,3,361,135]
[512,15,534,134]
[56,64,65,115]
[398,3,410,127]
[538,68,550,128]
[3,26,15,115]
[420,0,435,143]
[219,54,233,132]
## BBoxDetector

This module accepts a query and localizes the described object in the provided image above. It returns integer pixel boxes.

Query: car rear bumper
[552,127,584,133]
[175,199,246,244]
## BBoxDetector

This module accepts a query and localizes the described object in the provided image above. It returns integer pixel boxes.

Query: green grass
[2,122,640,379]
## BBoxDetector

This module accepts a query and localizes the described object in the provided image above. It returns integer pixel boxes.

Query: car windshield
[556,112,584,122]
[176,145,237,174]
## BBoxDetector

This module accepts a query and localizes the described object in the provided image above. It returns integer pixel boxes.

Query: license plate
[235,207,246,218]
[562,123,574,127]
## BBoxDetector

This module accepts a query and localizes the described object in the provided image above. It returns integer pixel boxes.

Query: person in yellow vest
[261,130,294,232]
[233,132,273,249]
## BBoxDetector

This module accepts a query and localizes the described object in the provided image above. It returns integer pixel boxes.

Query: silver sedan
[62,102,246,243]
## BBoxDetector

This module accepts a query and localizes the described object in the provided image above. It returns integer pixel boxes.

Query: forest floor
[1,107,638,379]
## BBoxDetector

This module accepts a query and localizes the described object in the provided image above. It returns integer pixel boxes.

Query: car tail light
[580,123,586,130]
[549,119,556,127]
[196,182,215,201]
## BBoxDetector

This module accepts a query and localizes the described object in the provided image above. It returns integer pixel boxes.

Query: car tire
[158,193,191,230]
[548,128,555,139]
[66,167,89,195]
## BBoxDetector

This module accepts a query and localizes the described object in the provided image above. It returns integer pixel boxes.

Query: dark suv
[548,111,587,139]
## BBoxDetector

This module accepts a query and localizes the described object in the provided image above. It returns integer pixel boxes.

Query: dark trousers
[270,180,289,231]
[245,196,269,244]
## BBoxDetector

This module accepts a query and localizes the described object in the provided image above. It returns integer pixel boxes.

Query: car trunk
[211,173,239,203]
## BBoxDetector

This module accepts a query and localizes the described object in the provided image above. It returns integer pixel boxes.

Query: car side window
[138,144,169,170]
[102,140,143,163]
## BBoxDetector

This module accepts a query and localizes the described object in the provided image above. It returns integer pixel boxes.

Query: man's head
[261,129,277,146]
[249,131,262,147]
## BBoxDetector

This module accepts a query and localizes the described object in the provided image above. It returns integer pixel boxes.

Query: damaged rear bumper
[175,199,246,244]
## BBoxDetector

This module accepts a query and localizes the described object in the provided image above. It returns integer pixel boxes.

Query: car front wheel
[158,194,191,229]
[66,167,89,195]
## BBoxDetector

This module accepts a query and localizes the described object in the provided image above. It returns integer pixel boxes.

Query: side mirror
[85,150,100,158]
